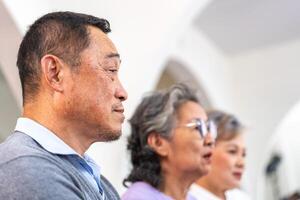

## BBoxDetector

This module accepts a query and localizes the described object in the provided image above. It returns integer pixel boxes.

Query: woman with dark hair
[121,84,217,200]
[189,110,251,200]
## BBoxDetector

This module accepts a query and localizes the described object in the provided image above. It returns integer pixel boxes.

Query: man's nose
[116,79,128,101]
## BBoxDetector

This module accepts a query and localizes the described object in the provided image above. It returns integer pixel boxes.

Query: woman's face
[163,101,213,178]
[210,134,246,190]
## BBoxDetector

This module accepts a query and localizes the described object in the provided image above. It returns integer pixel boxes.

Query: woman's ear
[147,132,169,157]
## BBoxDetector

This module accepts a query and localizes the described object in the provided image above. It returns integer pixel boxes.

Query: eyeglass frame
[183,118,218,140]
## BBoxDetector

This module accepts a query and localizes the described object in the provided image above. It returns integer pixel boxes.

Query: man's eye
[108,69,117,73]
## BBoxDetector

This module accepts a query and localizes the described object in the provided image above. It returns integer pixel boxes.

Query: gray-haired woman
[122,84,217,200]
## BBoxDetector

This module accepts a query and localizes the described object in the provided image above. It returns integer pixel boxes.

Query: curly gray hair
[123,83,202,188]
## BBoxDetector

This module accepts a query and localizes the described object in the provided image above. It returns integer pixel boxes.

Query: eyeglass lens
[195,119,217,139]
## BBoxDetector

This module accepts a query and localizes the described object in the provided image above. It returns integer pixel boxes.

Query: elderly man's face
[62,26,127,142]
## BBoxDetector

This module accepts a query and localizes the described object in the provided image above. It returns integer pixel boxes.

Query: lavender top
[122,182,196,200]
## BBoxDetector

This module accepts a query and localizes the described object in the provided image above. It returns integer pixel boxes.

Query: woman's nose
[236,155,245,168]
[203,132,215,147]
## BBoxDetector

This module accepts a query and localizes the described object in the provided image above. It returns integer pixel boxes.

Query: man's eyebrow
[105,53,120,59]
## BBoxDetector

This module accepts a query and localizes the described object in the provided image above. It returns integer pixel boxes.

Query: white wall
[0,71,20,140]
[230,39,300,199]
[258,101,300,199]
[170,26,234,110]
[0,1,22,140]
[0,1,22,107]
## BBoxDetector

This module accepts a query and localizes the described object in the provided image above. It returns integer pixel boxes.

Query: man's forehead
[104,52,121,63]
[88,26,112,44]
[87,26,120,61]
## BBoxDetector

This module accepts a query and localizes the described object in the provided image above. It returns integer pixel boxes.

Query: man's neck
[23,104,91,156]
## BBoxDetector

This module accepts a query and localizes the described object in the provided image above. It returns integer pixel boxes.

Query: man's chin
[97,130,122,142]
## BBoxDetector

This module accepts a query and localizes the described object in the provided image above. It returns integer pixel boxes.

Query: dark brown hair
[17,11,111,104]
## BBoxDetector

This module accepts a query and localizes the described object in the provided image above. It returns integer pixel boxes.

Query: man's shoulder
[0,131,76,179]
[0,132,49,165]
[0,132,120,200]
[0,133,86,199]
[0,132,71,180]
[0,155,86,200]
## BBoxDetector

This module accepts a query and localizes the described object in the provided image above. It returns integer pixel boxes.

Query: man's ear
[147,132,169,157]
[40,54,65,92]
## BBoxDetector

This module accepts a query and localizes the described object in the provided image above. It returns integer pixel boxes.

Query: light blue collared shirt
[15,117,105,198]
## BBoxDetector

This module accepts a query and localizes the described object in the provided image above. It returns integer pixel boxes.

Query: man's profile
[0,11,127,200]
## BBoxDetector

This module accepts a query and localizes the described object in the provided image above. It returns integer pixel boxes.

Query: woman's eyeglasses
[184,118,217,140]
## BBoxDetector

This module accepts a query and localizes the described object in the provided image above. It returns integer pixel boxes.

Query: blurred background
[1,0,300,199]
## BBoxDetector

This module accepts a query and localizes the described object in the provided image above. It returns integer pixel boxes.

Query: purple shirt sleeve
[122,182,196,200]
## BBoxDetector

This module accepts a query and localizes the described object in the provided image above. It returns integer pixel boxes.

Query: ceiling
[194,0,300,55]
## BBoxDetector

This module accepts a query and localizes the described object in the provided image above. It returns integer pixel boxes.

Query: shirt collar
[15,117,79,156]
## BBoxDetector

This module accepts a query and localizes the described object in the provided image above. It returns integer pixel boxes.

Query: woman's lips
[202,152,212,164]
[233,172,242,180]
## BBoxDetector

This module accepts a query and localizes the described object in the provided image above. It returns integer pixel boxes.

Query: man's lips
[112,104,124,113]
[113,108,124,113]
[112,105,125,122]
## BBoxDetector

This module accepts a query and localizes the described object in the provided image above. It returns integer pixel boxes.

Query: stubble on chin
[96,130,122,142]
